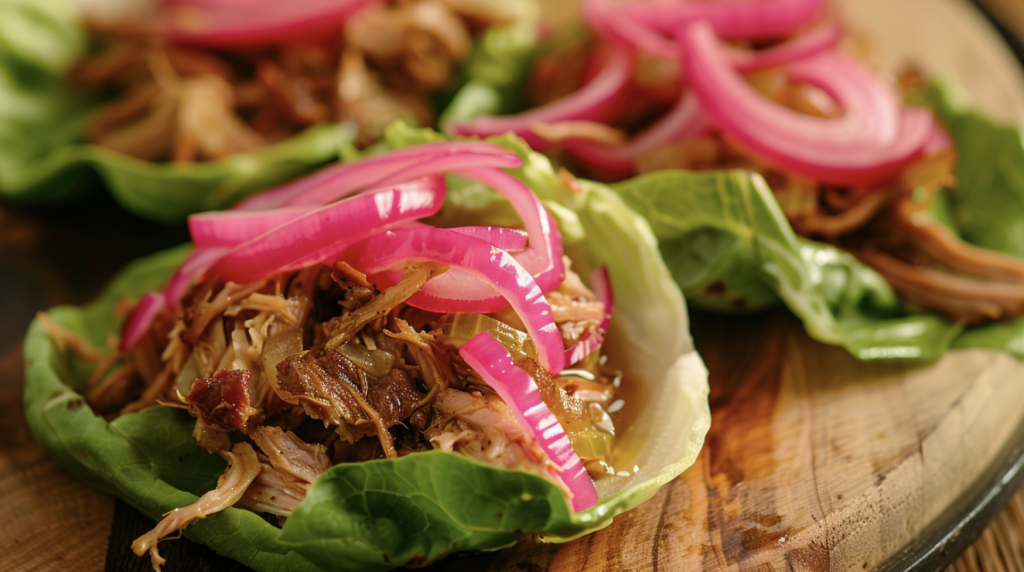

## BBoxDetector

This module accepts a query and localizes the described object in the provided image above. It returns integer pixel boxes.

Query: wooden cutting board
[4,300,1024,571]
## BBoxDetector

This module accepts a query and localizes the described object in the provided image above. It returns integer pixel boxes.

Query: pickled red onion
[189,207,311,247]
[561,90,707,178]
[163,245,228,304]
[437,226,528,252]
[205,176,445,284]
[620,0,826,41]
[564,267,614,366]
[728,22,844,72]
[682,22,930,187]
[164,0,381,47]
[460,332,598,511]
[372,168,564,313]
[233,142,521,211]
[458,168,565,294]
[585,0,839,70]
[446,45,635,150]
[345,227,565,374]
[119,292,166,352]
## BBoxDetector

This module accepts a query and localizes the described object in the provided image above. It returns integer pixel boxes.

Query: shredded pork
[132,442,261,572]
[71,0,514,160]
[49,253,623,572]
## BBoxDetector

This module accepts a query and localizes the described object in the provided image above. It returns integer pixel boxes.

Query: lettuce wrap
[610,84,1024,362]
[0,0,536,224]
[437,6,1024,363]
[23,125,711,571]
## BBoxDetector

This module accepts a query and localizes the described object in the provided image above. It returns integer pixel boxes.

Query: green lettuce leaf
[612,83,1024,361]
[24,128,710,570]
[439,20,539,125]
[0,0,355,222]
[23,245,320,570]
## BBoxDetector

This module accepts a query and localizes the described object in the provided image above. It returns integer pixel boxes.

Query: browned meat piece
[185,369,256,433]
[276,350,370,431]
[366,367,428,430]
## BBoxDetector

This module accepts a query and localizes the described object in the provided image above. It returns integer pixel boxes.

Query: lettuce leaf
[612,83,1024,361]
[0,0,354,222]
[23,128,710,570]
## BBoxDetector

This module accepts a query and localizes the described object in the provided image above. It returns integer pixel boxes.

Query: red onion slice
[682,22,930,187]
[119,291,167,352]
[346,227,566,374]
[621,0,826,41]
[584,0,678,60]
[189,207,312,248]
[458,168,565,294]
[373,168,565,314]
[163,0,381,47]
[446,46,635,150]
[460,332,598,511]
[587,0,840,69]
[233,142,521,211]
[205,176,446,284]
[564,267,614,367]
[728,22,843,72]
[163,246,228,304]
[561,90,707,178]
[440,226,529,252]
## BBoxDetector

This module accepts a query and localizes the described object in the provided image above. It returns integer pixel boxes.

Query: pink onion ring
[376,168,564,313]
[561,90,707,178]
[346,227,566,373]
[729,22,844,72]
[429,226,529,252]
[621,0,826,41]
[204,176,445,284]
[457,168,564,294]
[163,246,228,304]
[445,45,635,150]
[233,142,521,211]
[371,167,564,313]
[564,267,614,366]
[189,207,312,248]
[682,22,930,186]
[461,332,597,511]
[586,0,840,70]
[119,291,167,352]
[163,0,381,47]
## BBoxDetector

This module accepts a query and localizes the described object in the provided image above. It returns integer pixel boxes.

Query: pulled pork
[132,442,261,572]
[71,0,514,161]
[88,259,624,571]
